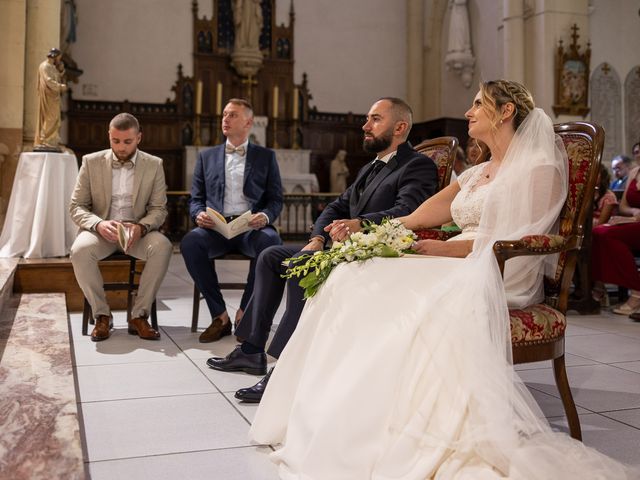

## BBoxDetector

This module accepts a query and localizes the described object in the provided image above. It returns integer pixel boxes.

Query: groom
[208,97,439,402]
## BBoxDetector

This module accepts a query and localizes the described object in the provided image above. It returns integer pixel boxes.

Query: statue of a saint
[233,0,263,51]
[330,150,350,193]
[34,48,67,152]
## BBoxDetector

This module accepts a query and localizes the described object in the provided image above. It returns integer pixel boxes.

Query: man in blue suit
[181,98,283,343]
[208,97,439,400]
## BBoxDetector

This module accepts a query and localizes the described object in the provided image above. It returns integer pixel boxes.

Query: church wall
[71,0,406,115]
[283,0,407,114]
[589,0,640,154]
[590,0,640,90]
[72,0,193,104]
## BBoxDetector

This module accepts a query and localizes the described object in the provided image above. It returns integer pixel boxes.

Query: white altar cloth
[0,152,79,258]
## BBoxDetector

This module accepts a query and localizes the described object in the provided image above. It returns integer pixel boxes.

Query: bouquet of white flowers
[283,218,416,298]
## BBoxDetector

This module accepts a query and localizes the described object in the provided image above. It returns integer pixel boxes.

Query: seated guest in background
[592,161,640,315]
[633,141,640,166]
[594,164,618,226]
[610,155,632,191]
[69,113,172,342]
[465,138,482,165]
[181,99,283,343]
[207,97,439,402]
[590,165,619,306]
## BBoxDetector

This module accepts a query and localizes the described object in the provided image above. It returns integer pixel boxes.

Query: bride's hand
[412,238,473,258]
[411,239,442,255]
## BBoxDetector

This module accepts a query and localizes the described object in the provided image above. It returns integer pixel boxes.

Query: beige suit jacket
[69,149,168,232]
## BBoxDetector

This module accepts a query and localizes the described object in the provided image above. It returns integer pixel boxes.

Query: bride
[249,80,632,479]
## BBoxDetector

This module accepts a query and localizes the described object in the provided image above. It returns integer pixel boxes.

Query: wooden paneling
[14,258,148,312]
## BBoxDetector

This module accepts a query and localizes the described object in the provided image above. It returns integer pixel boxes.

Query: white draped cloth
[249,110,633,479]
[0,152,78,258]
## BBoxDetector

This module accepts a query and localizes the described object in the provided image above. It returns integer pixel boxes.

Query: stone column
[23,0,62,145]
[502,0,525,83]
[0,0,28,226]
[406,0,424,120]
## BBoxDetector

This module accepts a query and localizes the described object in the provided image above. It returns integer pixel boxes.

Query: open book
[117,223,133,253]
[206,208,252,239]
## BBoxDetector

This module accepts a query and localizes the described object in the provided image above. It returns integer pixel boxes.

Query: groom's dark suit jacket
[311,141,438,243]
[237,141,438,359]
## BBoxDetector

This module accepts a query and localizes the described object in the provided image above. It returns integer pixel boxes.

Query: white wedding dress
[250,110,634,479]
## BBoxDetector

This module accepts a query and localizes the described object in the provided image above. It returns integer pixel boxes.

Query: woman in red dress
[591,164,640,315]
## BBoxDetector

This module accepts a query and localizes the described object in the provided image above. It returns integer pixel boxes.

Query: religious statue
[34,48,68,152]
[444,0,475,88]
[330,150,350,193]
[233,0,263,51]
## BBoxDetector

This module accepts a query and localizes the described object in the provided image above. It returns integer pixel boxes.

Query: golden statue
[34,48,67,152]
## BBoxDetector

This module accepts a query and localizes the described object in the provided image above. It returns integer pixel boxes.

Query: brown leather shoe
[199,317,232,343]
[91,315,112,342]
[128,317,161,340]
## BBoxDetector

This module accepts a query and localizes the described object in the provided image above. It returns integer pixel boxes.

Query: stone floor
[3,253,640,479]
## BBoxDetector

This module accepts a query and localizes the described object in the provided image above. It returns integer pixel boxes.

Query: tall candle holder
[194,114,202,146]
[214,115,222,144]
[290,119,300,149]
[272,117,280,149]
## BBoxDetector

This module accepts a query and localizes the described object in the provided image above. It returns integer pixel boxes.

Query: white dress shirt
[108,150,137,222]
[223,140,251,217]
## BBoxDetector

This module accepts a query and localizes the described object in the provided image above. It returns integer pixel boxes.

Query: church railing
[163,191,340,243]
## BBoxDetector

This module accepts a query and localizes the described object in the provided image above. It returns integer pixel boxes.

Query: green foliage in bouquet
[283,218,416,298]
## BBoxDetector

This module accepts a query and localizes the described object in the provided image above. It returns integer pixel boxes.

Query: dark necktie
[112,159,134,169]
[362,160,385,192]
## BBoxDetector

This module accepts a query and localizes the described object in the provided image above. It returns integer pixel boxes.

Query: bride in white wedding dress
[249,80,634,479]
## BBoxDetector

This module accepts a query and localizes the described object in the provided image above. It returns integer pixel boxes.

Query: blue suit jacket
[189,143,283,223]
[311,142,437,243]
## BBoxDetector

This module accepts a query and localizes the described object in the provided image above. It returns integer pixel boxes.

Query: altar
[0,152,79,258]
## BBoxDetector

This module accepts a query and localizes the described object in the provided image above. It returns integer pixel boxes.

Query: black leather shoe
[234,367,273,403]
[206,345,267,375]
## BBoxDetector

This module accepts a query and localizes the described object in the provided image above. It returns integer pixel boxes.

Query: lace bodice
[449,163,491,237]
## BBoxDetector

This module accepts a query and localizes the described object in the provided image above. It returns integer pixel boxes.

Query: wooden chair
[493,121,604,440]
[82,253,158,335]
[414,136,458,191]
[416,122,604,440]
[191,253,250,332]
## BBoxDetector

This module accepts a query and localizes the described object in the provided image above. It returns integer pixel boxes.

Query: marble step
[0,293,85,480]
[0,258,19,313]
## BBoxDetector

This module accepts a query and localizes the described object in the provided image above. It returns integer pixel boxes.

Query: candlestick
[216,81,223,115]
[273,85,279,119]
[292,87,299,120]
[195,80,203,115]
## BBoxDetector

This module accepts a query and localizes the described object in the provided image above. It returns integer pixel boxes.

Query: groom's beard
[363,130,393,154]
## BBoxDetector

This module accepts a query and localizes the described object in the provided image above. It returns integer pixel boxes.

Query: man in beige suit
[69,113,172,342]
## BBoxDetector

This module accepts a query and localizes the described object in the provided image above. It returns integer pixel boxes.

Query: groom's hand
[324,219,361,242]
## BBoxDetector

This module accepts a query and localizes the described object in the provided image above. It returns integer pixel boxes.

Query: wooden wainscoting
[14,258,143,312]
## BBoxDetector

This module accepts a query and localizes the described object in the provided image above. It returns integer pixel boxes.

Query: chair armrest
[492,234,583,276]
[414,228,462,241]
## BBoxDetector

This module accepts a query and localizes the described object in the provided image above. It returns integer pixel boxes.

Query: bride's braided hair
[480,80,535,131]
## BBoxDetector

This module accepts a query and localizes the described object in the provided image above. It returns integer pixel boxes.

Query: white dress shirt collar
[375,150,396,164]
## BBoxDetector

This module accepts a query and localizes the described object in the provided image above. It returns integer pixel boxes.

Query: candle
[216,81,223,115]
[195,80,203,115]
[292,87,299,120]
[273,85,279,119]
